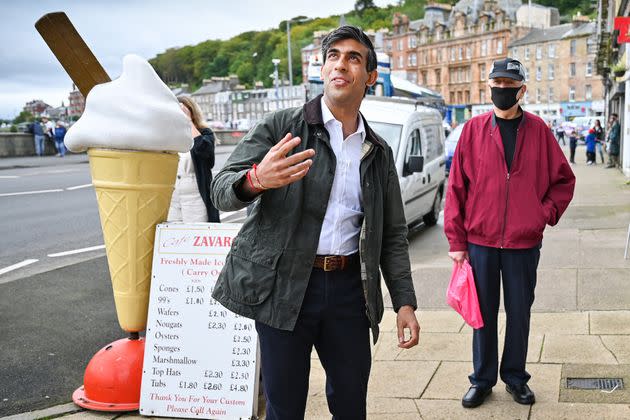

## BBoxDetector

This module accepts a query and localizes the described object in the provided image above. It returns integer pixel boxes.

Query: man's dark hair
[612,113,619,118]
[321,26,377,72]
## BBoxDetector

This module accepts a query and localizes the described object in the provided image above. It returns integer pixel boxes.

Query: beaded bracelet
[252,164,268,190]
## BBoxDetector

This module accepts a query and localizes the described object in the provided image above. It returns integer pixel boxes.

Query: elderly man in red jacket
[444,58,575,408]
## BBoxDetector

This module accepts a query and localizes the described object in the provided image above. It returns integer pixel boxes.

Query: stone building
[384,0,556,122]
[509,14,604,119]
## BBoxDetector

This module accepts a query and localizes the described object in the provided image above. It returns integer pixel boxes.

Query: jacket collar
[303,94,384,149]
[491,106,528,129]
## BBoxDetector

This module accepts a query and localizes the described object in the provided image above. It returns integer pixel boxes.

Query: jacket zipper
[500,126,519,248]
[359,142,375,323]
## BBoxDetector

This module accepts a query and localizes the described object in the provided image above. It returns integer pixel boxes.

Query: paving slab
[409,267,452,310]
[368,413,421,420]
[525,363,563,403]
[396,333,471,362]
[541,335,618,364]
[538,229,579,269]
[578,269,630,310]
[529,312,589,335]
[600,336,630,364]
[55,411,117,420]
[415,398,531,419]
[368,361,438,399]
[530,402,630,419]
[366,397,419,414]
[560,364,630,404]
[590,310,630,334]
[531,269,578,312]
[498,334,544,364]
[373,332,403,361]
[421,361,471,400]
[418,310,465,333]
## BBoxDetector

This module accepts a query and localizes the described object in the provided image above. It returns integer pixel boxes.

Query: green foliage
[534,0,596,21]
[9,125,17,133]
[12,110,33,125]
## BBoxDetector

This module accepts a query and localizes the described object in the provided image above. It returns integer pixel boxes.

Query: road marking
[0,175,19,179]
[0,189,63,197]
[48,245,106,257]
[0,259,39,276]
[66,183,92,190]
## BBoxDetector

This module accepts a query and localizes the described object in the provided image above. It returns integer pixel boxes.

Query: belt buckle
[323,256,335,272]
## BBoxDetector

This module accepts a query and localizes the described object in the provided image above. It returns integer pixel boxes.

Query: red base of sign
[73,337,145,411]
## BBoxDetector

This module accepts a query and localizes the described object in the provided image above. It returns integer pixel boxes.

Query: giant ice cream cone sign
[36,12,191,410]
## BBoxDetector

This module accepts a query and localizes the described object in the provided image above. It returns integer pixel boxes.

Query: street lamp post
[272,58,281,110]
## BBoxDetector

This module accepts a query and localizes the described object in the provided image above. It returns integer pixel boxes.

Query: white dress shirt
[316,100,365,256]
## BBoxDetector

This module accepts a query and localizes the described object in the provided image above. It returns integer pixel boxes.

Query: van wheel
[423,191,442,227]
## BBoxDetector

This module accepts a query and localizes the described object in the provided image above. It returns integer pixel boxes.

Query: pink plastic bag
[446,260,484,329]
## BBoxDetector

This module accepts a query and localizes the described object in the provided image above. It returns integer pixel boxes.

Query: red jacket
[444,110,575,251]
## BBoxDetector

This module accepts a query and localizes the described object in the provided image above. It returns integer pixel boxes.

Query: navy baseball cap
[489,58,526,81]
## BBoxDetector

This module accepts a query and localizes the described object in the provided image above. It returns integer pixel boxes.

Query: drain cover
[567,378,624,390]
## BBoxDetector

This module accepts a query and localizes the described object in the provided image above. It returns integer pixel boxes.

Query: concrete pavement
[3,146,630,419]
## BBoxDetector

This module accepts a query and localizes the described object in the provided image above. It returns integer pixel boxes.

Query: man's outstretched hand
[241,133,315,197]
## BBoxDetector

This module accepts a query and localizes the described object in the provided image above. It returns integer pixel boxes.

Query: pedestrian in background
[593,119,605,164]
[31,118,45,157]
[167,96,220,223]
[445,57,575,409]
[585,128,596,165]
[211,26,420,419]
[53,121,67,157]
[606,113,621,168]
[569,130,578,164]
[555,124,566,145]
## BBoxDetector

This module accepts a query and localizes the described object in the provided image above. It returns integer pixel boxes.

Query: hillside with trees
[149,0,592,91]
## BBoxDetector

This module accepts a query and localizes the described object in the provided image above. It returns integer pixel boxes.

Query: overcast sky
[1,0,392,120]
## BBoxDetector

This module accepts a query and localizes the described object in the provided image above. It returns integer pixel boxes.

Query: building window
[536,46,542,60]
[548,44,556,58]
[570,39,576,56]
[423,52,428,65]
[586,62,593,76]
[409,35,417,48]
[512,47,518,59]
[548,86,554,101]
[536,88,541,103]
[458,47,463,60]
[457,91,463,103]
[465,90,470,103]
[569,86,575,101]
[481,40,488,56]
[497,40,503,54]
[548,64,554,80]
[524,67,529,81]
[524,91,529,104]
[451,48,455,61]
[479,63,486,80]
[466,46,471,59]
[570,63,576,77]
[525,47,530,60]
[398,39,403,51]
[479,89,486,103]
[435,69,441,83]
[585,84,592,100]
[450,92,455,103]
[536,66,542,81]
[398,56,403,69]
[421,71,427,85]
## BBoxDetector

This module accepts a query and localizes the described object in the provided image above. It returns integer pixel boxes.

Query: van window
[423,124,443,161]
[406,129,423,159]
[369,122,403,158]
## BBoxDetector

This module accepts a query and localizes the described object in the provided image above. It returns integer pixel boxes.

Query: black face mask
[490,86,522,110]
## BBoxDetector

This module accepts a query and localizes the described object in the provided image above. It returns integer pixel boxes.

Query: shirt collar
[321,98,366,141]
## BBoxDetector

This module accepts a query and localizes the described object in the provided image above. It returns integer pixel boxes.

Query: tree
[355,0,377,14]
[13,110,33,125]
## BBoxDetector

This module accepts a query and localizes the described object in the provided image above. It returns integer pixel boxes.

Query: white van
[360,96,446,228]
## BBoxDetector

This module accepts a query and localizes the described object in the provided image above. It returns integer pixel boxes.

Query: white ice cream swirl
[65,54,192,153]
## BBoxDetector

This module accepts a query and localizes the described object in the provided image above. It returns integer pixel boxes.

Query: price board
[140,223,259,419]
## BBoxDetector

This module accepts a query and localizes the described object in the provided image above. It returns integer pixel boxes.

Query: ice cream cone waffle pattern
[89,149,178,332]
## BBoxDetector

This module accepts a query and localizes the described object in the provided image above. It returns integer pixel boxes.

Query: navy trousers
[256,263,371,420]
[467,242,540,388]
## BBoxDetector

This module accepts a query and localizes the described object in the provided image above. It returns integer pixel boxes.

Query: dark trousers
[467,242,540,389]
[256,263,371,420]
[569,140,577,163]
[586,151,596,163]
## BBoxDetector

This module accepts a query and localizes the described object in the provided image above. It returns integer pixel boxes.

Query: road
[0,149,244,285]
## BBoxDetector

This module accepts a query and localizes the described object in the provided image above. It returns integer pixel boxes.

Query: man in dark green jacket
[211,26,420,419]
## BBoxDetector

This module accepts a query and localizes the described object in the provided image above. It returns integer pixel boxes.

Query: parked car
[563,116,599,140]
[360,96,446,227]
[444,123,464,176]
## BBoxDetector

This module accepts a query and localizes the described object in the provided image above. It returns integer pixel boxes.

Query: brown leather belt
[313,254,358,271]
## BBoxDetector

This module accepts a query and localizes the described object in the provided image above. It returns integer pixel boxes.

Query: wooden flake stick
[35,12,111,97]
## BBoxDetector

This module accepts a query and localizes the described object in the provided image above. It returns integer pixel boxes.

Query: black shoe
[462,385,492,408]
[505,383,535,405]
